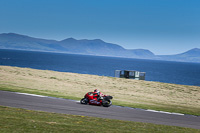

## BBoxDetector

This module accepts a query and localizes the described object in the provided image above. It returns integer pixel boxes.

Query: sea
[0,49,200,86]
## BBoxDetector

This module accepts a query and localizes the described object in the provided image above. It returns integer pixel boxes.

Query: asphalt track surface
[0,90,200,129]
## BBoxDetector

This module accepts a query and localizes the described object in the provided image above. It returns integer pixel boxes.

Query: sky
[0,0,200,55]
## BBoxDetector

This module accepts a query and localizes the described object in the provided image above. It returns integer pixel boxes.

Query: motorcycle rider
[93,89,104,101]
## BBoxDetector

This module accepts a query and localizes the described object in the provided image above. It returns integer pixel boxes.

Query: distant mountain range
[0,33,199,63]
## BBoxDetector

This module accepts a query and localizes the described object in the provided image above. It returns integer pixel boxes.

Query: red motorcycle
[80,92,113,107]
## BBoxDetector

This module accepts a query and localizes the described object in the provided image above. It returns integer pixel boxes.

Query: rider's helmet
[94,89,99,93]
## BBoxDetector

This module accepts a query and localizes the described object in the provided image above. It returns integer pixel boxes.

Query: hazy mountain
[0,33,66,51]
[179,48,200,57]
[128,49,155,58]
[0,33,199,63]
[0,33,152,58]
[157,48,200,63]
[59,38,127,56]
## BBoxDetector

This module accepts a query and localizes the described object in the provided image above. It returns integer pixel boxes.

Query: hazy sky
[0,0,200,55]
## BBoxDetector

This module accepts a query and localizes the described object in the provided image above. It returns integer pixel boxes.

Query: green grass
[0,84,80,101]
[0,106,199,133]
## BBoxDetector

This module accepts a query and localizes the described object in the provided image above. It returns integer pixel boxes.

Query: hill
[157,48,200,63]
[0,33,199,62]
[0,33,154,59]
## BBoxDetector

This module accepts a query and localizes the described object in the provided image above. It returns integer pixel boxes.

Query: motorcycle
[80,92,113,107]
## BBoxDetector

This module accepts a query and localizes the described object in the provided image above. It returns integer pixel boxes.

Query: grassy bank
[0,106,199,133]
[0,65,200,115]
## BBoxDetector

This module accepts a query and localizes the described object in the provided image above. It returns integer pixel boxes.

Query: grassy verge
[0,84,79,100]
[0,65,200,116]
[0,106,199,133]
[1,84,199,116]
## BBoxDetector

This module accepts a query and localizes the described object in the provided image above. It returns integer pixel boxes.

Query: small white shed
[115,70,146,80]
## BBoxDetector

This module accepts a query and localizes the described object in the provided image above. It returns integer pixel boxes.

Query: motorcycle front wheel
[102,100,112,107]
[80,98,88,104]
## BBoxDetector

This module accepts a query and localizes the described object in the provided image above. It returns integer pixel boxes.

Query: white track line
[171,113,185,116]
[15,92,48,98]
[146,109,184,115]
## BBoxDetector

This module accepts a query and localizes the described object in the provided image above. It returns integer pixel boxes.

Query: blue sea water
[0,49,200,86]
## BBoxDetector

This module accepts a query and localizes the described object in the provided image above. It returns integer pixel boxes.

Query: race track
[0,90,200,129]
